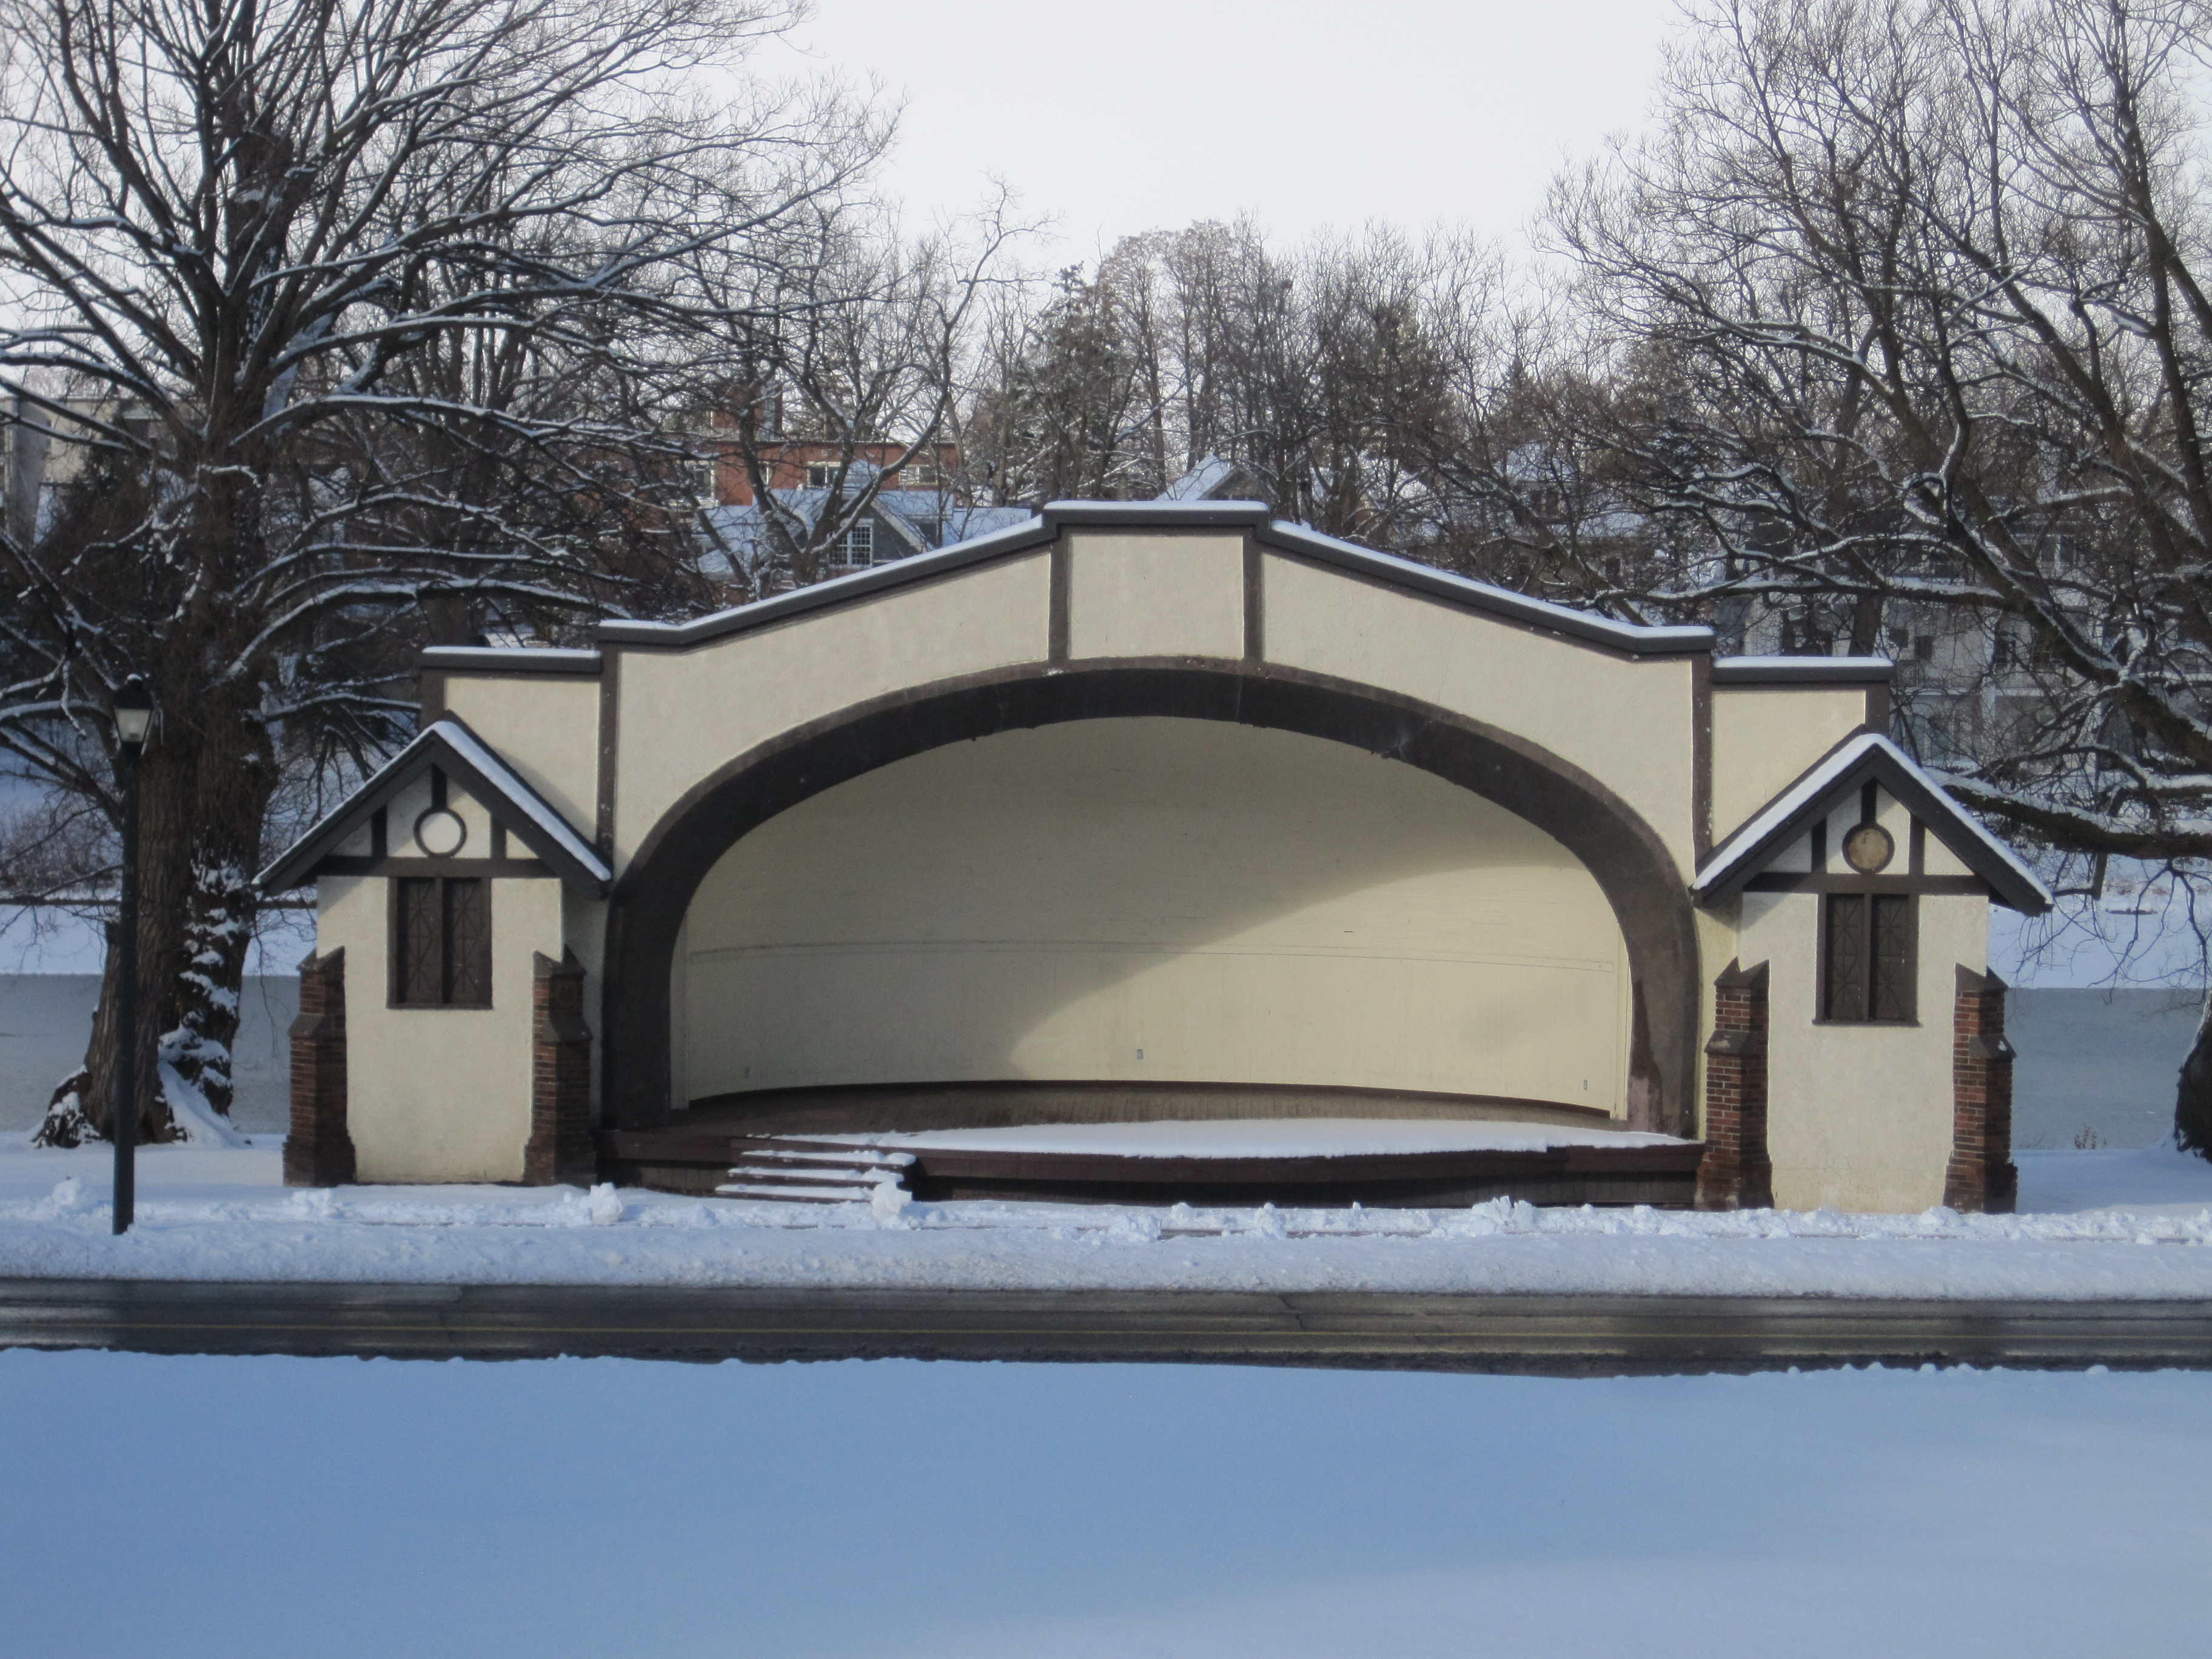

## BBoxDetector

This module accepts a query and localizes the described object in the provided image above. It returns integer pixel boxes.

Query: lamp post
[110,679,153,1236]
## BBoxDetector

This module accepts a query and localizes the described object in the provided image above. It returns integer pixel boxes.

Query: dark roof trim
[256,719,610,894]
[1711,655,1895,686]
[1252,519,1712,657]
[420,646,604,677]
[1050,499,1273,529]
[592,500,1717,657]
[598,512,1054,647]
[1695,731,2051,914]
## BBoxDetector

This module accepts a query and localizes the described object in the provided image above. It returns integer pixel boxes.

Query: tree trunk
[35,740,198,1147]
[163,712,277,1121]
[2177,987,2212,1159]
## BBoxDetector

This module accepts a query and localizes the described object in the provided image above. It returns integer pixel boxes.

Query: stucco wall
[1743,888,1988,1212]
[441,672,600,835]
[1710,685,1872,842]
[677,718,1632,1112]
[612,551,1052,867]
[1065,530,1245,660]
[317,871,562,1182]
[1258,552,1701,871]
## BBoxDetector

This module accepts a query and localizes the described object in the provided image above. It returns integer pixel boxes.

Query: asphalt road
[5,1279,2211,1373]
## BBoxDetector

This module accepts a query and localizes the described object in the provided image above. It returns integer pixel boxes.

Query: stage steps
[717,1137,915,1204]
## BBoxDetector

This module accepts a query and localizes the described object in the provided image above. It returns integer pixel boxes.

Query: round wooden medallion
[1842,822,1894,874]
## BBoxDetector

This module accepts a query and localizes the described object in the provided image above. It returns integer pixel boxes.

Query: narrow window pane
[1871,894,1914,1021]
[397,878,441,1005]
[444,879,491,1005]
[1825,893,1869,1021]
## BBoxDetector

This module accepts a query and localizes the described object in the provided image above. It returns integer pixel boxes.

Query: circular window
[413,808,468,857]
[1842,822,1895,874]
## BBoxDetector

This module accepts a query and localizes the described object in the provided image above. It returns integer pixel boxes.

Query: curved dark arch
[600,662,1701,1135]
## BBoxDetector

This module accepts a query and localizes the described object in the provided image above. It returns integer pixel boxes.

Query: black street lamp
[110,679,153,1236]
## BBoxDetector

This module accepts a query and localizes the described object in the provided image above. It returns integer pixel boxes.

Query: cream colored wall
[442,673,600,834]
[1769,786,1974,880]
[680,718,1632,1113]
[1710,686,1872,843]
[1819,787,1915,869]
[1260,552,1700,870]
[316,871,563,1182]
[381,773,498,859]
[1742,888,1988,1212]
[1065,531,1244,660]
[614,552,1051,867]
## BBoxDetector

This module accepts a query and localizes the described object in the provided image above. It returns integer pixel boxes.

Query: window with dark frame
[392,876,492,1007]
[1822,891,1914,1023]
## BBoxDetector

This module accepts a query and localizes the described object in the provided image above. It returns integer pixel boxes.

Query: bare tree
[0,0,878,1141]
[693,194,1026,594]
[968,218,1495,541]
[1532,0,2212,1148]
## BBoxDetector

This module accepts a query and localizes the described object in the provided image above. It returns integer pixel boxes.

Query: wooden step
[718,1136,915,1204]
[715,1182,871,1204]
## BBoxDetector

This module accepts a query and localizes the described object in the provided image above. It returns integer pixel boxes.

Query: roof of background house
[1158,456,1265,502]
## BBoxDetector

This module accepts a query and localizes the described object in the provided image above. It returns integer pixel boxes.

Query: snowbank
[2,1133,2211,1299]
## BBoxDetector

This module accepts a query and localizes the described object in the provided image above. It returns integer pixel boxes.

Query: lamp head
[112,679,154,751]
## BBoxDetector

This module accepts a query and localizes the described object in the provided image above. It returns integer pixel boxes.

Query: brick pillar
[1947,966,2019,1213]
[1697,959,1772,1210]
[284,948,356,1187]
[525,950,598,1186]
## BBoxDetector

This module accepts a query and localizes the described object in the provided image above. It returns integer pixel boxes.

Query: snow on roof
[1254,517,1713,653]
[256,719,608,893]
[1694,731,2052,911]
[1158,456,1255,501]
[623,500,1716,655]
[429,721,608,884]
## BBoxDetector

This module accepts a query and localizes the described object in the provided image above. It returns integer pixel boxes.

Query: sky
[4,1349,2207,1657]
[766,0,1680,258]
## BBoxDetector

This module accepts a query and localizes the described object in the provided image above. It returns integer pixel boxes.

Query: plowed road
[5,1279,2212,1372]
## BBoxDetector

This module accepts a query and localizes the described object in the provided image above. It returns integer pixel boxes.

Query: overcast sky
[771,0,1681,258]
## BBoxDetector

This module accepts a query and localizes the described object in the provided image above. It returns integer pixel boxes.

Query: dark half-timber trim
[313,856,553,880]
[1744,872,1987,896]
[598,660,1702,1138]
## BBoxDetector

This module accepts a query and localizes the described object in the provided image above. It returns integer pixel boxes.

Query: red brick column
[1697,959,1772,1210]
[1947,966,2018,1213]
[284,948,357,1187]
[525,950,598,1186]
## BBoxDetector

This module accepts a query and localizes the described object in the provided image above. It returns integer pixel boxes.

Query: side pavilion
[260,500,2049,1213]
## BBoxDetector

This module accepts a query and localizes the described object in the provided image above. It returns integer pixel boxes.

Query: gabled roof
[1158,455,1264,501]
[256,720,610,893]
[1694,732,2052,914]
[603,499,1720,657]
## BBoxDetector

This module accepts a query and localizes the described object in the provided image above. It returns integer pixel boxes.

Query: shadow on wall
[678,719,1633,1115]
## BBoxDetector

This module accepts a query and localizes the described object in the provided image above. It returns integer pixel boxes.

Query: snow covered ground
[1,1346,2206,1658]
[4,1131,2211,1298]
